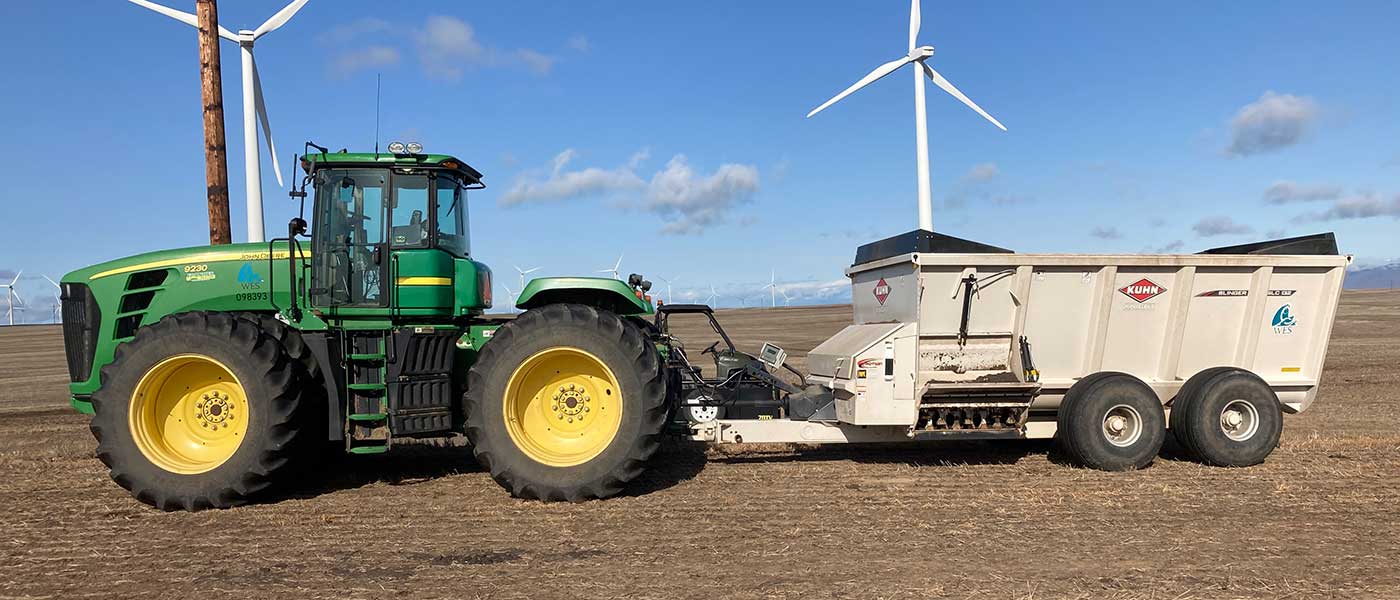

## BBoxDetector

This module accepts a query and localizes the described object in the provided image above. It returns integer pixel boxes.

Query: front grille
[60,283,101,382]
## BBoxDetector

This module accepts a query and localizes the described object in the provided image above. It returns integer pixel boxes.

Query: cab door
[311,169,390,308]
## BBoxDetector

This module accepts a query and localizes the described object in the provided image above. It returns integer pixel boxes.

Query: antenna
[374,73,382,156]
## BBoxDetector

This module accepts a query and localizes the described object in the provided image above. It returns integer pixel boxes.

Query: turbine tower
[2,271,22,326]
[762,269,779,308]
[127,0,310,243]
[43,275,62,323]
[806,0,1005,232]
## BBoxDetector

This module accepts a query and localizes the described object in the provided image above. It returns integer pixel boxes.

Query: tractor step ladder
[344,333,391,454]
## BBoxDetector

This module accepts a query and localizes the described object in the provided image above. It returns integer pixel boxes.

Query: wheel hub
[552,384,592,422]
[1219,399,1260,442]
[195,391,236,430]
[1101,404,1144,448]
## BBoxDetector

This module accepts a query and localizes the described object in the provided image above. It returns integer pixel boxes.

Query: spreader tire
[90,312,317,510]
[1170,368,1282,467]
[465,303,667,501]
[1057,372,1166,471]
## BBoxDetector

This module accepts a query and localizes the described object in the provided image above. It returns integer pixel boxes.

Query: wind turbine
[42,275,61,323]
[127,0,310,243]
[2,271,22,326]
[762,269,779,308]
[513,265,541,292]
[806,0,1005,233]
[597,254,624,280]
[778,288,793,307]
[658,275,680,304]
[704,284,720,308]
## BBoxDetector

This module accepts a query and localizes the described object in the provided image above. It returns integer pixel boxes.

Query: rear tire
[464,304,668,501]
[1057,372,1166,471]
[90,312,317,510]
[1169,368,1282,467]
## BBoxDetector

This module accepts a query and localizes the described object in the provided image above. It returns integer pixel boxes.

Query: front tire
[90,312,316,510]
[465,304,668,501]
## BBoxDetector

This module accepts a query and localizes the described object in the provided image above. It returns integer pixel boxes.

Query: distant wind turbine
[658,275,680,304]
[778,288,792,307]
[42,275,61,323]
[806,0,1005,233]
[597,254,623,280]
[2,271,22,326]
[513,265,541,292]
[502,283,518,313]
[127,0,310,243]
[762,269,780,308]
[704,284,720,308]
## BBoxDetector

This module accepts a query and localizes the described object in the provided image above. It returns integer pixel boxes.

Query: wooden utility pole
[196,0,232,245]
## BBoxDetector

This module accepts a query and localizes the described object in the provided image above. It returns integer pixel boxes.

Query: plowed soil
[2,291,1398,599]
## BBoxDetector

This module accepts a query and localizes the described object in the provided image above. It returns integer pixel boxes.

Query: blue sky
[2,1,1398,316]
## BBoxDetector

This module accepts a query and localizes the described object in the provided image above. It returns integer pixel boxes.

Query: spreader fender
[514,277,652,316]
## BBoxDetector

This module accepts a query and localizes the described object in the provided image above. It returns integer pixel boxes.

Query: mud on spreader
[58,147,1349,509]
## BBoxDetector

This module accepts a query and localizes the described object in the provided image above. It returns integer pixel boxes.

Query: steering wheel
[701,341,720,356]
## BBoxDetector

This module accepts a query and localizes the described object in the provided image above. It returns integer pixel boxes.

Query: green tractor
[58,147,674,509]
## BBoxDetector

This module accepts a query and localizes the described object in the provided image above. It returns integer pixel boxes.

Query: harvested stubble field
[2,291,1398,599]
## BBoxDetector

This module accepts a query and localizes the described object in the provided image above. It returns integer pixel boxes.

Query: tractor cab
[294,146,493,320]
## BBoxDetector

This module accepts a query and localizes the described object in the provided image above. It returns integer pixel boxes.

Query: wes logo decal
[873,278,891,306]
[1118,278,1166,303]
[1271,304,1298,334]
[237,263,264,289]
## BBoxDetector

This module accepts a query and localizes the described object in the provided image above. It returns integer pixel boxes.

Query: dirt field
[2,292,1398,599]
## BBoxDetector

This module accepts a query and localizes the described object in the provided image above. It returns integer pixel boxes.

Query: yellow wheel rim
[128,354,250,474]
[503,347,623,467]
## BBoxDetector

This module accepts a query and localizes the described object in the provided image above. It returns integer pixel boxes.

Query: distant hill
[1346,263,1400,289]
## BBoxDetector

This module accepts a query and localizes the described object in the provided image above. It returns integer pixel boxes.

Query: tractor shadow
[281,439,486,502]
[279,436,710,502]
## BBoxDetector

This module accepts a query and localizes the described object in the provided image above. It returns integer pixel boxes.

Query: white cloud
[568,34,591,52]
[1263,180,1342,204]
[1226,92,1319,156]
[1089,226,1122,240]
[499,149,644,206]
[318,18,394,45]
[329,46,401,78]
[645,156,760,235]
[964,162,1000,182]
[1158,240,1186,253]
[321,16,557,80]
[1293,193,1400,222]
[515,49,555,75]
[1192,215,1254,237]
[501,150,761,234]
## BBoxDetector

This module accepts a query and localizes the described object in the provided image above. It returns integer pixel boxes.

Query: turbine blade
[806,55,914,118]
[253,0,311,39]
[250,57,285,187]
[909,0,921,53]
[920,62,1007,131]
[43,275,59,289]
[10,270,20,286]
[127,0,238,41]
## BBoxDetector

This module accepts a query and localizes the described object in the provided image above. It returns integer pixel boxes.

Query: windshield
[390,174,430,248]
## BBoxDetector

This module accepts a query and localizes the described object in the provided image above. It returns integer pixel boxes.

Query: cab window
[435,174,470,256]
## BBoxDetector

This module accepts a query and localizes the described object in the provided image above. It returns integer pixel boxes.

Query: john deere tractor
[58,146,673,509]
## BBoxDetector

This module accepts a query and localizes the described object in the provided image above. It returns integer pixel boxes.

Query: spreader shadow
[708,438,1059,468]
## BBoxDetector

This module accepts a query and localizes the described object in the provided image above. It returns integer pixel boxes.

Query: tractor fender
[515,277,652,315]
